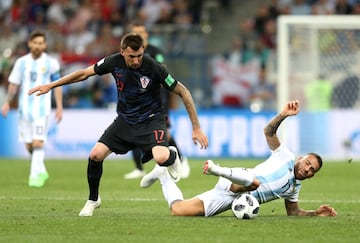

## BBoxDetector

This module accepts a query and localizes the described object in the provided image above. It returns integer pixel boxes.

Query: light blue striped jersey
[250,145,301,204]
[9,53,60,120]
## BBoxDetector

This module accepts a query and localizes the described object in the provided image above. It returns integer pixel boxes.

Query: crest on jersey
[140,76,150,89]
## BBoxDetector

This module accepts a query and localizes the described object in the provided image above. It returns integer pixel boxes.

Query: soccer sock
[87,158,103,201]
[159,174,184,207]
[217,167,254,187]
[30,148,45,178]
[132,148,143,170]
[159,149,176,167]
[169,137,182,160]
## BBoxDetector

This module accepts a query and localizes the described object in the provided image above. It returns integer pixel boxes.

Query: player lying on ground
[141,100,337,217]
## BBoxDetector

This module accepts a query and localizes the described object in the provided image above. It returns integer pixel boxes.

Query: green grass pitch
[0,158,359,243]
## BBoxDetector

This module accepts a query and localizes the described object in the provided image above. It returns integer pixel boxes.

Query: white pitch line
[299,199,360,203]
[0,196,164,201]
[1,196,359,203]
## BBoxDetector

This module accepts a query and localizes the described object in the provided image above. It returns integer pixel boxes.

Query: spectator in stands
[171,0,193,28]
[253,4,272,36]
[187,0,204,24]
[248,66,276,112]
[311,0,335,15]
[67,0,92,32]
[121,0,144,25]
[0,22,22,55]
[108,7,126,38]
[44,20,67,54]
[46,0,77,26]
[335,0,353,14]
[223,36,248,67]
[259,19,277,50]
[246,38,270,68]
[86,23,119,57]
[267,0,282,19]
[138,0,172,28]
[65,20,95,55]
[87,3,106,36]
[352,2,360,14]
[289,0,312,15]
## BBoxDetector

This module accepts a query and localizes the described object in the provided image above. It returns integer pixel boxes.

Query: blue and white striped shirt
[9,53,60,120]
[251,145,301,204]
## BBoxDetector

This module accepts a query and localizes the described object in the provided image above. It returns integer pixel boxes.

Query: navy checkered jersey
[94,53,177,124]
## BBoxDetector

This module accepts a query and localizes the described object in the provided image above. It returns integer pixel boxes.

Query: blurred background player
[1,30,63,187]
[123,23,190,180]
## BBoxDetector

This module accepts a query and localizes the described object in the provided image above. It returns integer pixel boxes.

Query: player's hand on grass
[28,84,51,96]
[316,204,337,217]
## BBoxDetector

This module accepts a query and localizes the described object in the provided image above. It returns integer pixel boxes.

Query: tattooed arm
[172,81,209,149]
[264,100,300,150]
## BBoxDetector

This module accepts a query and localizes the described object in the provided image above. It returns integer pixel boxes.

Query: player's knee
[170,200,204,216]
[247,179,260,191]
[153,153,169,164]
[170,203,185,216]
[153,147,176,165]
[89,149,104,162]
[32,140,44,149]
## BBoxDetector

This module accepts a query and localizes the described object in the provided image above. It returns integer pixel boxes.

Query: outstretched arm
[264,100,300,150]
[171,81,208,149]
[28,65,96,96]
[53,86,63,123]
[285,200,337,217]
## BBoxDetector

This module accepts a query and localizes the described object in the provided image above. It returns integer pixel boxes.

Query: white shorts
[196,177,239,217]
[18,117,48,143]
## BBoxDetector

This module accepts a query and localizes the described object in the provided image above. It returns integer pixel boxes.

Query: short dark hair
[308,152,323,170]
[126,21,146,32]
[120,33,144,51]
[29,30,46,41]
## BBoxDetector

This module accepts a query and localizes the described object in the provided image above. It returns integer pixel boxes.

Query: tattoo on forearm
[265,114,286,136]
[183,93,200,129]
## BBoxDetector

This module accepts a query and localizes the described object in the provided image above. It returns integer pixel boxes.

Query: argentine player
[1,30,63,187]
[141,100,337,217]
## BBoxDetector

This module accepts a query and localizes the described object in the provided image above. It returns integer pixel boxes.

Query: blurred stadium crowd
[0,0,217,108]
[0,0,360,109]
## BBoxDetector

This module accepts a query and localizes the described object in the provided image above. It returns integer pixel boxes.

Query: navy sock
[87,158,103,201]
[132,148,143,170]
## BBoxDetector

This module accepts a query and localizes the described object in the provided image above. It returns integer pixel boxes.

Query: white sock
[30,148,46,178]
[217,167,254,187]
[159,174,184,207]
